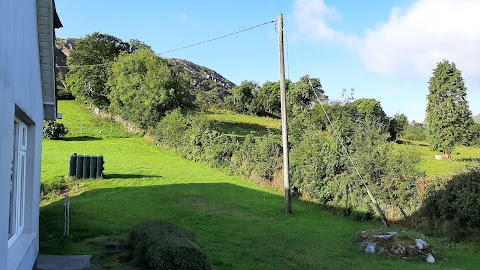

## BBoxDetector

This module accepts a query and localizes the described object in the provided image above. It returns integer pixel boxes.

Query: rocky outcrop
[168,58,235,98]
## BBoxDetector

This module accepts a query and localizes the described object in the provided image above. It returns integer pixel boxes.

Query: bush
[417,166,480,241]
[43,121,68,139]
[129,220,212,270]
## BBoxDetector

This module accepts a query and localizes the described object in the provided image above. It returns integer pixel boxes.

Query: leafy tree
[426,60,474,159]
[388,113,408,142]
[288,75,327,117]
[350,98,387,124]
[108,49,193,128]
[224,80,258,113]
[66,32,132,107]
[254,80,281,117]
[402,121,426,142]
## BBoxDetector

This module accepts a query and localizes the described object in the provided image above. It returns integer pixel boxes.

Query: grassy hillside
[474,113,480,123]
[203,109,280,140]
[40,101,480,269]
[397,141,480,177]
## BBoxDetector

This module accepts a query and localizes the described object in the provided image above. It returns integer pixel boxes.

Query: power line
[57,19,277,69]
[159,19,276,55]
[284,33,390,228]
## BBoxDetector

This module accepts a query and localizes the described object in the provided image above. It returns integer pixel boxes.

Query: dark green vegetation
[65,33,134,108]
[43,121,68,140]
[128,220,212,270]
[108,49,193,128]
[426,60,474,160]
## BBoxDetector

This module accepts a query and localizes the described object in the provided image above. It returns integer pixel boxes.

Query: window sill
[7,232,37,270]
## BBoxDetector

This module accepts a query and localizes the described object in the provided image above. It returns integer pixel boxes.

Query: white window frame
[8,118,27,248]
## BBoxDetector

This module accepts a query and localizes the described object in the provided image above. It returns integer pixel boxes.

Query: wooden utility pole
[278,13,292,214]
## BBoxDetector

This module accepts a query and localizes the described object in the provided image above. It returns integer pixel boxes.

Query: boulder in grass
[435,155,443,160]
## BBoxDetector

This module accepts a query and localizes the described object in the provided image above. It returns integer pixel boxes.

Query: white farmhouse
[0,0,62,269]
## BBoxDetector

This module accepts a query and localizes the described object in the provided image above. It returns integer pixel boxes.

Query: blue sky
[55,0,480,122]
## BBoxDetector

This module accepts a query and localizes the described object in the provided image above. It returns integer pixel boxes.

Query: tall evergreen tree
[426,60,473,160]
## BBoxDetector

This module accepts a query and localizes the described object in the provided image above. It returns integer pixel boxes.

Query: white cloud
[293,0,354,44]
[293,0,480,82]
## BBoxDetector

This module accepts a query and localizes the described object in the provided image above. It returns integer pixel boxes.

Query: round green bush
[43,121,68,140]
[128,220,212,270]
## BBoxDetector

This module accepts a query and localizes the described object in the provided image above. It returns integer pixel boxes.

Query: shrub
[43,121,68,139]
[417,166,480,241]
[128,220,212,270]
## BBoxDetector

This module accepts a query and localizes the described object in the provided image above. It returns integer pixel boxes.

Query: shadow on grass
[454,157,480,162]
[39,182,480,269]
[216,121,280,141]
[63,136,103,141]
[104,174,162,179]
[396,140,428,147]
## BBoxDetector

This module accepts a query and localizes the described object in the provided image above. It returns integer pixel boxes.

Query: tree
[108,49,193,128]
[224,80,258,113]
[426,60,474,160]
[388,113,408,142]
[288,75,327,117]
[66,32,132,107]
[350,98,387,124]
[254,80,281,117]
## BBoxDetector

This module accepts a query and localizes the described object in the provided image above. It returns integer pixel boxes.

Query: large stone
[435,155,443,160]
[390,244,406,255]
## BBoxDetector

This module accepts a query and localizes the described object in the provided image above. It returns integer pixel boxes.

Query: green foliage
[426,60,474,158]
[388,113,409,142]
[290,130,340,199]
[66,32,132,107]
[349,122,423,219]
[42,121,68,140]
[108,49,193,129]
[401,121,426,142]
[350,98,388,124]
[224,80,258,114]
[253,80,281,117]
[288,75,326,117]
[418,166,480,241]
[128,220,212,270]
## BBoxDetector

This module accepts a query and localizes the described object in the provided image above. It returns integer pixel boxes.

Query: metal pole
[278,14,292,214]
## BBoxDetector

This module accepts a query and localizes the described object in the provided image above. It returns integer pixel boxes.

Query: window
[8,119,27,248]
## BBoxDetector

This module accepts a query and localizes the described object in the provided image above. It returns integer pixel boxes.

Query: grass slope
[397,141,480,177]
[40,101,479,269]
[203,109,280,140]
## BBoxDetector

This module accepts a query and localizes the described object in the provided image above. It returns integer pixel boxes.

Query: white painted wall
[1,0,45,269]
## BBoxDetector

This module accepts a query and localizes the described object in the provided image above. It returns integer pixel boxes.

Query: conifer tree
[426,60,473,160]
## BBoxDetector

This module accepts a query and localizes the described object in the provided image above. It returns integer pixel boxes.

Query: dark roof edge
[53,0,62,28]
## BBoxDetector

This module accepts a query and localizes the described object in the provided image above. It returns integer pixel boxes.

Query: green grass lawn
[396,141,480,177]
[40,101,480,269]
[203,109,280,140]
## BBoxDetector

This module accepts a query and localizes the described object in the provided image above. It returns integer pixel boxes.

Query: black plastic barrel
[76,155,84,179]
[83,156,91,179]
[96,155,104,178]
[90,156,97,178]
[69,153,77,177]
